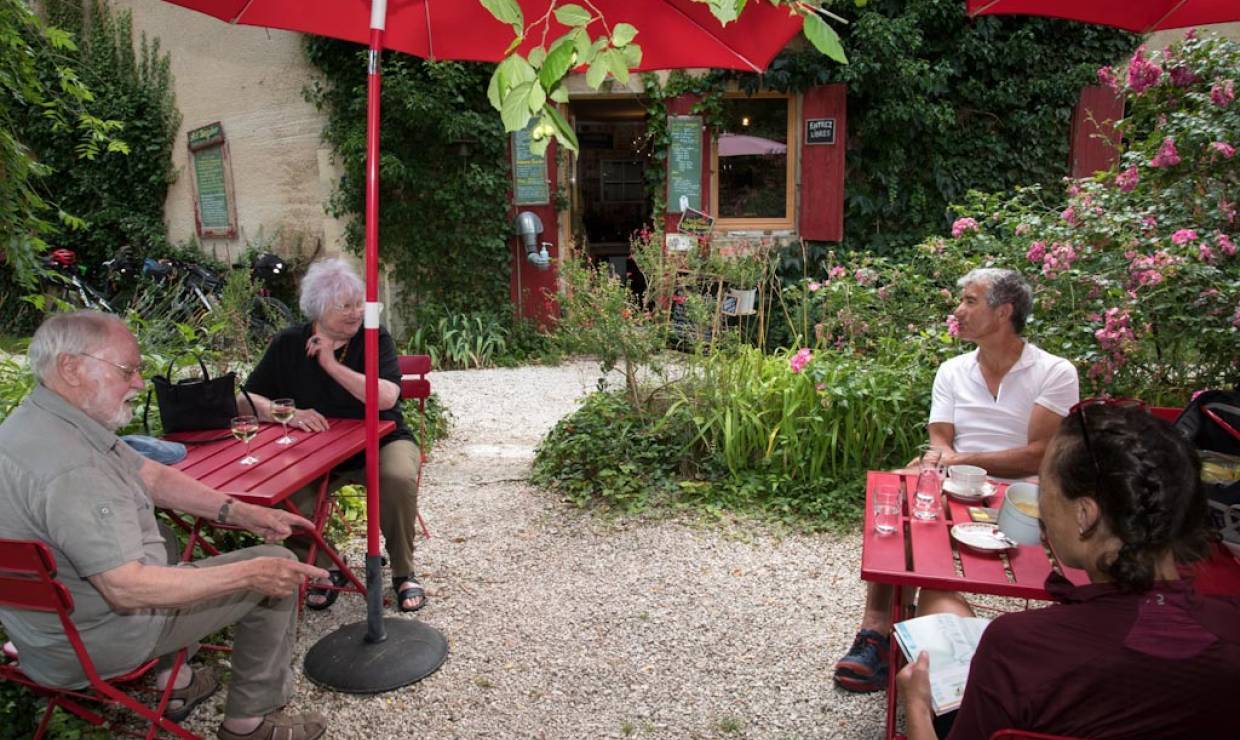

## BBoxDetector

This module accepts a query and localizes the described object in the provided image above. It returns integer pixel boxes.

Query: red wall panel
[799,84,846,242]
[1069,85,1124,178]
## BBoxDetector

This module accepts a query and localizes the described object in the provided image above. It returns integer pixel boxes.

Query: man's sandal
[392,574,427,613]
[217,709,327,740]
[305,568,349,611]
[162,665,219,722]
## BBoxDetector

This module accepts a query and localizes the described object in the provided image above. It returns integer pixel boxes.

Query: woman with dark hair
[898,404,1240,739]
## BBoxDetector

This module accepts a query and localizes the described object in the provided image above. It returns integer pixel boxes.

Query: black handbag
[144,354,246,434]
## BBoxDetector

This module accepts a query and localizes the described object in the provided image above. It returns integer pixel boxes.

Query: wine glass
[231,415,260,465]
[272,398,295,445]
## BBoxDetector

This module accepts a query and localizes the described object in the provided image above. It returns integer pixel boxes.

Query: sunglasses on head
[1068,397,1148,479]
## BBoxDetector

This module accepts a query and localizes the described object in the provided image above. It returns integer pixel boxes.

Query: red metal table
[165,418,395,601]
[859,470,1088,740]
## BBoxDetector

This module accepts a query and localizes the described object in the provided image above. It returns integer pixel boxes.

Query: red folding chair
[399,354,433,539]
[0,539,197,739]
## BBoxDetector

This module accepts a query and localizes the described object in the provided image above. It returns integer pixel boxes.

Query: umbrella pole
[303,0,447,694]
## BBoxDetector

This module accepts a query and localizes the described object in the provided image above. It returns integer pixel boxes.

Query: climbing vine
[304,39,514,320]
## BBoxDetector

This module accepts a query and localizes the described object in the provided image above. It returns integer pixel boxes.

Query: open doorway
[571,99,649,294]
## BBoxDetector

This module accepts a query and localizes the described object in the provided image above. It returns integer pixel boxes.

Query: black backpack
[1172,387,1240,520]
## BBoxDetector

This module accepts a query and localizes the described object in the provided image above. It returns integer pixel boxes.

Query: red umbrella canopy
[163,0,804,72]
[966,0,1240,33]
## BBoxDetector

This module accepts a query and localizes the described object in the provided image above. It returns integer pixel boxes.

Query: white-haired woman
[243,257,425,612]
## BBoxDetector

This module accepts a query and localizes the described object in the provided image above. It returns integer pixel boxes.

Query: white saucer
[951,523,1016,553]
[943,479,996,501]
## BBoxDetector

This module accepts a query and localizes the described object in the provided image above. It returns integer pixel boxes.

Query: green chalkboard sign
[666,116,702,213]
[193,146,231,233]
[511,122,550,205]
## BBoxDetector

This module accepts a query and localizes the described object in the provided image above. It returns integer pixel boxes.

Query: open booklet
[892,613,992,715]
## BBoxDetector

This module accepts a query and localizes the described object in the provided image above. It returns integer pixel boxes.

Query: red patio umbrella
[966,0,1240,33]
[158,0,810,693]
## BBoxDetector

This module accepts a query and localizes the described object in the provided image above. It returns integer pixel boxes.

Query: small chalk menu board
[187,122,236,238]
[806,117,836,145]
[666,116,702,213]
[512,121,550,205]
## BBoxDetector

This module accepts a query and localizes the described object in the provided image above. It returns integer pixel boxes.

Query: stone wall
[112,1,344,265]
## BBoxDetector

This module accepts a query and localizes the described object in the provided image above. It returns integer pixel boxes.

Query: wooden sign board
[806,117,836,145]
[186,122,236,238]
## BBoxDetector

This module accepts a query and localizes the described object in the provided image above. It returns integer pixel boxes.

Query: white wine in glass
[231,415,260,465]
[272,398,295,445]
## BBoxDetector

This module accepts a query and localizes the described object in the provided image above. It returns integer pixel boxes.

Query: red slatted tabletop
[164,419,394,600]
[860,470,1088,740]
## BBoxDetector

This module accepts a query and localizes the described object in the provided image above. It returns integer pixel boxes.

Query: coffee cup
[948,464,987,494]
[998,482,1042,546]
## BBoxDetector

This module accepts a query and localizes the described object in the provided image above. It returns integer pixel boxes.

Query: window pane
[717,98,788,219]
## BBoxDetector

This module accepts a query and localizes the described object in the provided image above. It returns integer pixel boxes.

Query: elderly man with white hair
[242,257,426,612]
[833,267,1080,693]
[0,310,328,740]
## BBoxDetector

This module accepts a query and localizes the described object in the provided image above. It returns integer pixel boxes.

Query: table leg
[886,584,907,740]
[281,475,368,601]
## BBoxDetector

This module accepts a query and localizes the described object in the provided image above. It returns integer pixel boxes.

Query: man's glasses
[1068,397,1148,479]
[78,353,144,379]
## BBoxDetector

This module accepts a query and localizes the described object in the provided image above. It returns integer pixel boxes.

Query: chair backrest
[1150,406,1182,423]
[398,354,432,401]
[0,538,106,686]
[990,730,1083,740]
[0,539,71,614]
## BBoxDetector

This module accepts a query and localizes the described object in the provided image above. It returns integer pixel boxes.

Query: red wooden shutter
[1069,85,1124,178]
[799,84,846,242]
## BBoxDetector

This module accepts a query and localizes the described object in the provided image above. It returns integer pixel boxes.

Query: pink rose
[789,347,812,374]
[1097,65,1119,90]
[1211,142,1236,159]
[1014,223,1031,236]
[1115,166,1140,193]
[808,281,822,292]
[1026,241,1046,263]
[1199,243,1215,263]
[945,315,959,338]
[877,286,890,301]
[1217,232,1236,257]
[1126,46,1162,93]
[1041,242,1078,279]
[828,266,846,280]
[1169,65,1196,87]
[1171,228,1198,245]
[854,268,876,286]
[1061,207,1078,226]
[1233,305,1240,329]
[1142,215,1159,232]
[1212,79,1235,107]
[1150,137,1180,168]
[951,217,979,238]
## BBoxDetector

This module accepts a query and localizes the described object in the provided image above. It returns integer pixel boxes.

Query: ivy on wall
[304,39,514,320]
[27,0,180,269]
[730,0,1139,255]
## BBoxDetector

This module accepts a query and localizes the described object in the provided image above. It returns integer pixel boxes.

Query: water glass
[913,449,942,521]
[873,484,900,535]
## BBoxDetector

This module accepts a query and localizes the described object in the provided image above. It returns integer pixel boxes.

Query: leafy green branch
[480,0,849,155]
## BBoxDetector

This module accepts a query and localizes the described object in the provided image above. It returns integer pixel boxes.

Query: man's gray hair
[957,268,1033,334]
[299,257,364,320]
[28,311,128,383]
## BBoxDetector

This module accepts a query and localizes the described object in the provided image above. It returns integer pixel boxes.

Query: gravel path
[188,360,887,739]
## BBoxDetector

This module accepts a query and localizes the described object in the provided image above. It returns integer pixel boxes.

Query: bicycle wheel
[248,295,294,349]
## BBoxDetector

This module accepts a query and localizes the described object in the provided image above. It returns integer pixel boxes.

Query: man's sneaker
[832,628,890,693]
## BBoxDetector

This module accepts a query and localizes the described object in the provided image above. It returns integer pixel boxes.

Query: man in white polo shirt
[833,267,1079,693]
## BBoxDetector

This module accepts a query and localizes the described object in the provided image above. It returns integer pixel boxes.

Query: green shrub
[404,311,510,370]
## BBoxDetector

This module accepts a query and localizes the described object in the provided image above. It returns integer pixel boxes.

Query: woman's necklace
[335,336,351,362]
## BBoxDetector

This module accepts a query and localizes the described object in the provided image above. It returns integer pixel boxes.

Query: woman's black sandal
[305,568,349,611]
[392,574,426,613]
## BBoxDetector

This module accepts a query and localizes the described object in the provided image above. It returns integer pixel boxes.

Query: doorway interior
[571,98,649,294]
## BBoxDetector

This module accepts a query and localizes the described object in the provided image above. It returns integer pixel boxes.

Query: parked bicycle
[39,248,116,313]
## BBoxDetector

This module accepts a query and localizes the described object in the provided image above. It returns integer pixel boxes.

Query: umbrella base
[303,618,448,693]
